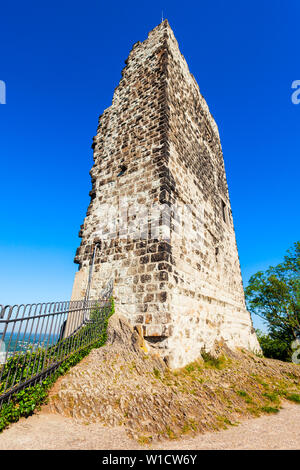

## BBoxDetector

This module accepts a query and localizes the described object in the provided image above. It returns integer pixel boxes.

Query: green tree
[245,241,300,360]
[255,329,291,362]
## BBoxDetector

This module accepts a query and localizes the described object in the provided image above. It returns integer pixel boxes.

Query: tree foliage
[245,241,300,360]
[255,330,291,362]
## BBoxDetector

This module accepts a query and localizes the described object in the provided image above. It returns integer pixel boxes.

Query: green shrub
[263,391,280,403]
[286,393,300,403]
[260,406,280,413]
[255,330,292,362]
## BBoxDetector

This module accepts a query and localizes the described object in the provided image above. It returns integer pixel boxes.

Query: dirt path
[0,403,299,450]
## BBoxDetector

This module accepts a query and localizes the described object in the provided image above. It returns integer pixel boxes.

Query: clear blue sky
[0,1,299,331]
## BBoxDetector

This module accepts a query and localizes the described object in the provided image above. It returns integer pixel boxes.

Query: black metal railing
[0,298,112,406]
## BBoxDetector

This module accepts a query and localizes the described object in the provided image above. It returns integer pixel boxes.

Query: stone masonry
[70,20,260,368]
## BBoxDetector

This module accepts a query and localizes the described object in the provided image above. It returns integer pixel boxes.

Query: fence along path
[0,298,112,406]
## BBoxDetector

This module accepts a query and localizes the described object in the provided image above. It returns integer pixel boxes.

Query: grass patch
[236,390,253,403]
[252,374,270,389]
[181,418,198,434]
[263,391,280,403]
[138,435,152,445]
[286,393,300,403]
[181,423,192,435]
[216,415,234,428]
[166,426,177,439]
[261,406,280,414]
[201,351,229,369]
[185,364,196,373]
[247,406,261,417]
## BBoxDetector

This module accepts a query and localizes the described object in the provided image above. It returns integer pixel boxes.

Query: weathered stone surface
[71,20,260,368]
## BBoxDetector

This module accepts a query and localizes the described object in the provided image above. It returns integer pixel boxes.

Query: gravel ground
[0,403,299,450]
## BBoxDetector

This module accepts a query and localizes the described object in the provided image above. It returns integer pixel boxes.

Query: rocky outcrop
[48,315,300,443]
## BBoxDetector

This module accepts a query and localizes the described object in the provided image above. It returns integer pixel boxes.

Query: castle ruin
[70,20,260,368]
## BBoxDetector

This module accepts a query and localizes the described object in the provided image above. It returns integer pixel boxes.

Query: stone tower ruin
[71,20,260,368]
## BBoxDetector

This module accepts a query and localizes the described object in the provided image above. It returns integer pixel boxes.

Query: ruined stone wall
[161,26,259,366]
[71,20,260,368]
[71,22,173,337]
